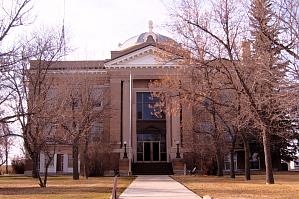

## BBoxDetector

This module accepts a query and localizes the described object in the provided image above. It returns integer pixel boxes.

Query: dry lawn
[0,175,135,199]
[173,172,299,199]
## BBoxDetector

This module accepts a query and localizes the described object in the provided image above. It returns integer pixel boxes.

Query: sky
[32,0,172,60]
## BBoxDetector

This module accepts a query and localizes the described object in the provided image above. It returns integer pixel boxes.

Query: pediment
[104,46,177,69]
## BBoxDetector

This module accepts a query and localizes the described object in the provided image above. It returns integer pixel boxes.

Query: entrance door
[144,142,151,161]
[142,141,160,162]
[56,154,64,172]
[152,142,160,161]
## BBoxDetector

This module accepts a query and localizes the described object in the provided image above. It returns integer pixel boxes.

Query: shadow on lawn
[0,186,114,195]
[0,176,77,180]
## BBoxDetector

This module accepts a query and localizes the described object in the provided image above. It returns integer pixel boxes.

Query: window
[250,152,260,170]
[224,154,237,171]
[47,88,57,106]
[45,124,57,140]
[294,160,299,169]
[68,154,73,168]
[136,92,165,120]
[199,122,213,133]
[94,101,103,108]
[90,122,104,142]
[67,97,79,108]
[47,88,56,99]
[66,89,80,109]
[37,154,40,171]
[91,122,103,135]
[92,88,105,108]
[44,154,54,168]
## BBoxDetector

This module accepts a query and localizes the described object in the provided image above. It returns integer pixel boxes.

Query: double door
[143,141,160,162]
[56,154,63,172]
[137,141,162,162]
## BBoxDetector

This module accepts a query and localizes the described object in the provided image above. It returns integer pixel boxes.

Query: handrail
[111,175,118,199]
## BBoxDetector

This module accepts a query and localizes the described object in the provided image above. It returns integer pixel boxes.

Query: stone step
[132,162,174,175]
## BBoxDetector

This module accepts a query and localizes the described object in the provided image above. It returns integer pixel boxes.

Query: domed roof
[118,21,174,50]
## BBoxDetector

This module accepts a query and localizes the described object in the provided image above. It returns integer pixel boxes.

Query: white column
[51,154,57,173]
[39,153,45,173]
[122,80,130,146]
[129,71,132,175]
[169,97,181,160]
[166,110,172,162]
[63,154,68,173]
[131,91,137,162]
[172,115,180,152]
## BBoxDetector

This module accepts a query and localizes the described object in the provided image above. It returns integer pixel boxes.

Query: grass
[1,172,298,199]
[0,175,135,199]
[173,171,299,199]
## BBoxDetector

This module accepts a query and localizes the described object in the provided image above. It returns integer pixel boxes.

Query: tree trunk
[37,170,44,187]
[73,142,80,180]
[211,107,223,177]
[32,152,38,178]
[216,145,224,176]
[241,132,251,181]
[229,137,236,178]
[38,160,50,188]
[262,127,274,184]
[83,137,89,179]
[42,166,49,187]
[5,138,8,174]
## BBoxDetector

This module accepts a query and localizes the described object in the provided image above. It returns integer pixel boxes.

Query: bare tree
[271,0,299,64]
[81,88,108,179]
[7,27,66,185]
[57,74,107,180]
[0,0,69,187]
[81,126,111,178]
[248,0,281,184]
[158,0,298,184]
[0,0,33,124]
[192,102,227,177]
[28,103,62,187]
[90,139,112,176]
[39,143,57,187]
[151,0,248,178]
[0,0,33,72]
[0,123,12,172]
[150,58,235,177]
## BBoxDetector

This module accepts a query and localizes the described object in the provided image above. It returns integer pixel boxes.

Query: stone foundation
[172,158,185,175]
[119,159,130,176]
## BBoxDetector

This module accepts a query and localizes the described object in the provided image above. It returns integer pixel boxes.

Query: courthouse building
[32,22,263,176]
[33,22,194,176]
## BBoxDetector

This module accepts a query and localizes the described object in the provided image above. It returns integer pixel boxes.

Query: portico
[104,24,192,174]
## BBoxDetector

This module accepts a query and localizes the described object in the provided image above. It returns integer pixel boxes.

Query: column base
[172,158,185,175]
[119,159,130,176]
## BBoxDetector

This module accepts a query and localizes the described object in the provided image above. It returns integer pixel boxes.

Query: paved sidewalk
[119,175,202,199]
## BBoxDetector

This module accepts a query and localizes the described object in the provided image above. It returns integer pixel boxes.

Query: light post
[176,141,181,158]
[123,141,128,159]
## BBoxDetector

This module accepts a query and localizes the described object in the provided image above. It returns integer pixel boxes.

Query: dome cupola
[118,20,174,50]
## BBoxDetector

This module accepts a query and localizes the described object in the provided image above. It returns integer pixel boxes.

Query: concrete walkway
[119,175,202,199]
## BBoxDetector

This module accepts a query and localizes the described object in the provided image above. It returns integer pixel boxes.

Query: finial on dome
[148,20,153,32]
